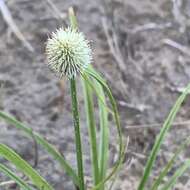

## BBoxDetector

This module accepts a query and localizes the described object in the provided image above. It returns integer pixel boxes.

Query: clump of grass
[138,83,190,190]
[0,6,190,190]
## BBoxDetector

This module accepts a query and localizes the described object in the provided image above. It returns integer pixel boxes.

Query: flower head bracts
[46,27,92,79]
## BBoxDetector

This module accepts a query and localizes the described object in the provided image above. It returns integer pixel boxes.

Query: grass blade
[83,67,124,190]
[0,164,33,190]
[82,77,100,186]
[89,77,109,190]
[151,136,190,190]
[81,73,111,114]
[96,81,109,190]
[160,159,190,190]
[0,144,53,190]
[137,83,190,190]
[0,111,79,187]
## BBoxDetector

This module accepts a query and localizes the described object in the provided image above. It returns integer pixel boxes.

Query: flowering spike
[46,27,92,79]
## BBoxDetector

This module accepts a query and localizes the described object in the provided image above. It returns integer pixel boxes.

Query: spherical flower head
[46,27,92,79]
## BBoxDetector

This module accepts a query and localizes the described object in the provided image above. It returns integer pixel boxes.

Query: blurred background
[1,0,190,189]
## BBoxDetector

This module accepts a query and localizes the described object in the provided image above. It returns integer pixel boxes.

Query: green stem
[82,78,99,186]
[70,78,85,190]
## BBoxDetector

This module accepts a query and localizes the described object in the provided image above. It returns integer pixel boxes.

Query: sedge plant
[0,7,123,190]
[0,6,190,190]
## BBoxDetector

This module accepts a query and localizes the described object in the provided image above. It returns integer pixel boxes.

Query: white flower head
[46,27,92,79]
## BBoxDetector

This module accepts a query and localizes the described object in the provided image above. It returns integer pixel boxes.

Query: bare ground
[1,0,190,189]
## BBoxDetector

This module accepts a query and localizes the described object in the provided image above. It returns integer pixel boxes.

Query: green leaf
[81,73,111,114]
[88,76,109,190]
[160,159,190,190]
[83,66,125,190]
[0,111,79,187]
[82,76,100,186]
[137,83,190,190]
[0,144,53,190]
[151,136,190,190]
[96,80,109,189]
[0,164,33,190]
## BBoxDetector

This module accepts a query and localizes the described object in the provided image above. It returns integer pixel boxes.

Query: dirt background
[1,0,190,189]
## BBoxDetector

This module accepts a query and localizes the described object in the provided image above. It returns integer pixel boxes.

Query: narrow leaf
[82,77,100,185]
[96,81,109,187]
[161,159,190,190]
[137,83,190,190]
[151,136,190,190]
[83,67,124,190]
[0,144,53,190]
[0,164,33,190]
[0,111,79,187]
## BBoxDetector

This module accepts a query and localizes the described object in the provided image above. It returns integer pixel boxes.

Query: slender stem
[70,78,85,190]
